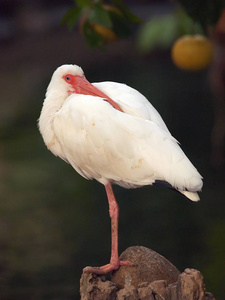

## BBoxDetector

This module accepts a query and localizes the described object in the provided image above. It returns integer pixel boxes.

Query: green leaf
[111,0,141,23]
[110,12,131,38]
[177,0,225,27]
[75,0,92,8]
[175,9,204,35]
[137,7,205,53]
[88,5,112,27]
[82,21,105,48]
[61,7,83,30]
[137,14,178,52]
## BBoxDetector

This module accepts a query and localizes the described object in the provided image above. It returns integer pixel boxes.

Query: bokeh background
[1,0,225,299]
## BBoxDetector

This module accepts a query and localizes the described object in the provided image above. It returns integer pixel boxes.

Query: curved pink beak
[72,75,123,113]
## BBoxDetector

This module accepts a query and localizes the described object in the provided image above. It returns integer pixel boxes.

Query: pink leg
[83,183,132,274]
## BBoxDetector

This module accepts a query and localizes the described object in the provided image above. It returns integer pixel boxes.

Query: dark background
[0,0,225,299]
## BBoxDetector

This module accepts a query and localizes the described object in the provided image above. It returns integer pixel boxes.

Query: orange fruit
[171,35,213,71]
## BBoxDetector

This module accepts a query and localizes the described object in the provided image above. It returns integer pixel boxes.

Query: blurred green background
[0,0,225,299]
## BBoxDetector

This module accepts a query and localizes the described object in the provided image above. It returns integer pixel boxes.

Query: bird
[38,64,203,274]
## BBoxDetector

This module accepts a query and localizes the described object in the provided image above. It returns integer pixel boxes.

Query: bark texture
[80,246,215,300]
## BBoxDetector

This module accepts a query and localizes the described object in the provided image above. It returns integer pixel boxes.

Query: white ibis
[38,64,203,274]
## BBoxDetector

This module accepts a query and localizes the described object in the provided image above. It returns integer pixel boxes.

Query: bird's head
[45,64,123,112]
[46,64,85,98]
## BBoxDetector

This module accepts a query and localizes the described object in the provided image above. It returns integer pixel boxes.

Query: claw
[83,260,133,275]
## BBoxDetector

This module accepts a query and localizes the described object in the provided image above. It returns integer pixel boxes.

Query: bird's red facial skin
[63,74,123,112]
[63,74,77,92]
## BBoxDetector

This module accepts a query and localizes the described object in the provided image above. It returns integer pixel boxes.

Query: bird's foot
[83,260,133,275]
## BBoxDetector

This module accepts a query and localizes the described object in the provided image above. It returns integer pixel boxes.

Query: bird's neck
[38,91,67,153]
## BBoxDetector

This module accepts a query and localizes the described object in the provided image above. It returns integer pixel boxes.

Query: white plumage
[38,64,203,273]
[39,64,202,200]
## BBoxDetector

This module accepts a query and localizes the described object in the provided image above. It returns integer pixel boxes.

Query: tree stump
[111,246,180,288]
[80,246,215,300]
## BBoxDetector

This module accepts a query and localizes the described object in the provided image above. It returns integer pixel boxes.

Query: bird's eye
[65,76,71,82]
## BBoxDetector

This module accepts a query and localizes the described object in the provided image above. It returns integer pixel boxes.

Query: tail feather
[154,180,201,202]
[180,190,200,202]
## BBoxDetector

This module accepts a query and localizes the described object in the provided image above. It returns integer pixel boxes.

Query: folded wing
[52,94,202,201]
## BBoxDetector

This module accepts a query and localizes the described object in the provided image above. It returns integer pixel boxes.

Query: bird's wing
[92,81,170,133]
[52,94,202,196]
